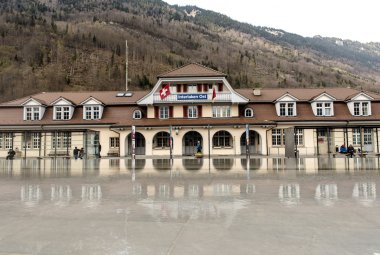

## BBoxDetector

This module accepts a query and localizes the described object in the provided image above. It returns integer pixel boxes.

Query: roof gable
[157,63,226,78]
[51,97,75,106]
[347,92,374,101]
[80,97,104,105]
[311,92,336,102]
[275,93,299,102]
[21,98,46,106]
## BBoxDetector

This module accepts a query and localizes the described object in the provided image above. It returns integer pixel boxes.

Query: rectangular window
[212,106,231,118]
[56,106,62,120]
[188,106,198,118]
[362,102,368,115]
[63,107,70,120]
[316,102,332,116]
[352,128,361,146]
[188,84,196,93]
[272,129,283,146]
[52,132,71,149]
[23,132,40,149]
[25,107,40,120]
[159,106,169,119]
[110,137,120,148]
[279,102,295,116]
[0,133,3,149]
[363,128,372,145]
[84,106,101,120]
[5,133,12,149]
[295,129,303,146]
[354,102,360,116]
[280,103,286,116]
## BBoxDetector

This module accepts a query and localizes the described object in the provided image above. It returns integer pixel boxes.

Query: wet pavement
[0,157,379,255]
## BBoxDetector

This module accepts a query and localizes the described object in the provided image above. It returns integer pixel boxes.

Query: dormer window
[25,106,40,120]
[275,93,298,117]
[133,110,142,119]
[52,97,75,120]
[84,106,100,120]
[245,108,253,117]
[55,106,71,120]
[354,102,369,116]
[22,98,46,121]
[81,97,104,120]
[316,102,332,116]
[311,93,335,117]
[279,103,294,116]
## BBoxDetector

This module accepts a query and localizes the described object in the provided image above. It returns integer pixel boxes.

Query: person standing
[73,147,79,159]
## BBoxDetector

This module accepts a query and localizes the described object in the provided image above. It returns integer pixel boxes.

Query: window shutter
[154,106,159,118]
[198,105,202,117]
[169,106,173,118]
[203,84,208,92]
[183,106,188,118]
[197,84,202,92]
[183,84,188,93]
[176,84,181,93]
[218,83,223,92]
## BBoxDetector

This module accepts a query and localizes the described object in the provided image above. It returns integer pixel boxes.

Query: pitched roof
[236,88,380,102]
[0,91,148,107]
[157,63,226,78]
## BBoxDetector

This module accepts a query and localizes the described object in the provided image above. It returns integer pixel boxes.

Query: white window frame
[279,102,295,116]
[353,102,369,116]
[25,106,40,121]
[23,132,40,149]
[54,106,71,120]
[272,129,285,146]
[159,106,169,119]
[0,133,13,149]
[295,129,303,146]
[245,108,253,117]
[316,102,332,116]
[212,106,231,118]
[352,128,361,146]
[133,110,142,119]
[188,106,198,118]
[84,105,101,120]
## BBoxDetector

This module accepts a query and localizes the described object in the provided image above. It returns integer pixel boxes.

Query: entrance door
[183,131,203,156]
[127,132,146,155]
[363,128,373,152]
[240,130,260,154]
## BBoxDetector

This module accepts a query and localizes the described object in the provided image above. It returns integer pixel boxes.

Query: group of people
[73,147,84,159]
[73,144,101,159]
[338,144,355,157]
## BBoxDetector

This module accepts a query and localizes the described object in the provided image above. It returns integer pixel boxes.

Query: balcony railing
[153,92,231,103]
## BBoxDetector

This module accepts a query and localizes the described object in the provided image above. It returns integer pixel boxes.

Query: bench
[48,151,70,157]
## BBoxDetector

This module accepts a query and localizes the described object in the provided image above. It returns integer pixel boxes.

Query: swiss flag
[160,84,170,100]
[212,87,216,100]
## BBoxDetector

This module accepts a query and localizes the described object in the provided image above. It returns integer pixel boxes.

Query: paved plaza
[0,157,379,255]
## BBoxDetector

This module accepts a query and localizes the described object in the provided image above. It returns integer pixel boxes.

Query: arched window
[245,108,253,117]
[133,110,142,119]
[153,131,170,148]
[212,131,232,148]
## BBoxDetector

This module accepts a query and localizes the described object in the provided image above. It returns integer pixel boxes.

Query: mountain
[0,0,379,102]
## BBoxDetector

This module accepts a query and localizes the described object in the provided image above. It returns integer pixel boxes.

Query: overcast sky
[164,0,379,43]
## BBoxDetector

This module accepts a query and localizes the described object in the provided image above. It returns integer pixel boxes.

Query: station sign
[177,94,208,100]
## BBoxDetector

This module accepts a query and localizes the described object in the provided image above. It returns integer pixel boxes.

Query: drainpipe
[265,126,275,156]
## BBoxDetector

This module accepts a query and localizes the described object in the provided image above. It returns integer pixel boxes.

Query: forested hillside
[0,0,379,102]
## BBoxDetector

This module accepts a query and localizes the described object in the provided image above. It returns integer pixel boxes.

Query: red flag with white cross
[160,84,170,100]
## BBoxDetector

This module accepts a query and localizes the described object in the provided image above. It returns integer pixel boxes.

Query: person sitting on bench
[339,144,347,153]
[6,149,15,160]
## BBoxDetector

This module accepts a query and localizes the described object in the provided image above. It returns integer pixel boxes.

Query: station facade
[1,63,380,158]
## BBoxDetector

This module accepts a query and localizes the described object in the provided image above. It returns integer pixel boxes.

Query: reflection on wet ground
[0,157,379,255]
